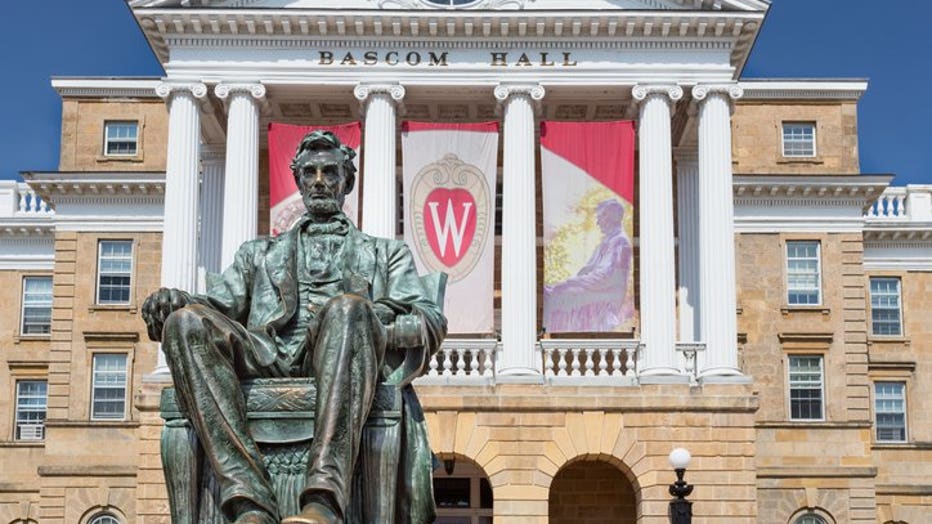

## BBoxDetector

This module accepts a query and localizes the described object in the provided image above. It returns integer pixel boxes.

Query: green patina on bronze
[145,130,448,524]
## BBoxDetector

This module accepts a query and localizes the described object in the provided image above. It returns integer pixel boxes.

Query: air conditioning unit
[17,423,45,440]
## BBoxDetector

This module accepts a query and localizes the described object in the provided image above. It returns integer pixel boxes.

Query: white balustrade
[675,342,706,381]
[866,187,908,220]
[13,184,54,217]
[419,339,498,383]
[540,340,641,382]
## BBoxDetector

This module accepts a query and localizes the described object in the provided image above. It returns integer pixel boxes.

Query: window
[104,121,138,156]
[782,122,816,157]
[91,354,128,420]
[786,241,821,305]
[21,276,53,335]
[14,380,47,440]
[870,277,902,336]
[789,355,824,420]
[875,382,907,442]
[434,460,493,524]
[97,240,133,305]
[89,514,121,524]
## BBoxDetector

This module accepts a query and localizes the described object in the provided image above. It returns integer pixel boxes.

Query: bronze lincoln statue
[143,131,447,524]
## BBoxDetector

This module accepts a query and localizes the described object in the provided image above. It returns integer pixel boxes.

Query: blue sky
[0,0,929,185]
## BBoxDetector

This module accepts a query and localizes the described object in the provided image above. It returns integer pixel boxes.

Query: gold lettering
[516,53,532,67]
[340,52,357,66]
[363,51,378,65]
[490,52,508,67]
[406,52,422,66]
[562,52,578,66]
[428,51,449,67]
[539,52,555,66]
[386,51,399,66]
[319,51,334,65]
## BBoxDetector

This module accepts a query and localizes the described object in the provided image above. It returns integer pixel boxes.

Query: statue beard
[304,195,343,219]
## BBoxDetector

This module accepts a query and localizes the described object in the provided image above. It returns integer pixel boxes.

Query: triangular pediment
[129,0,769,11]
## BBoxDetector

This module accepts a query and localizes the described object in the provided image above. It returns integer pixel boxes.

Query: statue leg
[298,294,386,520]
[162,304,280,521]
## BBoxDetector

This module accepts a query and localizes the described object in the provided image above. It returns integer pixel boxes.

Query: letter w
[428,200,472,257]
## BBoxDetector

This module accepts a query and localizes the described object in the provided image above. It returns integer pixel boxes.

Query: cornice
[51,78,162,99]
[733,175,892,208]
[739,80,869,102]
[20,172,166,203]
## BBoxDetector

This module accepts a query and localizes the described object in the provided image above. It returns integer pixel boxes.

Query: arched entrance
[433,454,493,524]
[548,459,637,524]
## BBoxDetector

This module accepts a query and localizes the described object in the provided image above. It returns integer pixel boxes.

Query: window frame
[96,240,134,306]
[782,121,817,158]
[14,379,48,441]
[90,353,129,421]
[874,381,908,443]
[103,121,139,157]
[785,240,822,306]
[87,513,122,524]
[20,275,53,336]
[787,354,825,421]
[869,277,903,337]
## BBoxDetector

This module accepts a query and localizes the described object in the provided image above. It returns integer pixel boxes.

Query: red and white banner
[541,121,636,333]
[268,122,361,235]
[402,121,499,334]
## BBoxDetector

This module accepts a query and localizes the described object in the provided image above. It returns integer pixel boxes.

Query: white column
[692,84,744,377]
[215,83,266,268]
[675,148,700,344]
[154,81,207,374]
[632,85,683,377]
[494,83,545,377]
[199,144,225,278]
[354,83,405,239]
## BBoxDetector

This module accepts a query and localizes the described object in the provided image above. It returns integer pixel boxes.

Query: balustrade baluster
[611,348,622,377]
[624,346,636,377]
[583,348,595,377]
[570,348,582,377]
[18,192,28,213]
[557,348,568,376]
[455,347,467,376]
[428,351,440,377]
[597,348,609,376]
[483,346,494,377]
[543,347,555,377]
[442,348,453,376]
[469,348,480,376]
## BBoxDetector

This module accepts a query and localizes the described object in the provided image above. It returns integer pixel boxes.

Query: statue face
[294,149,349,217]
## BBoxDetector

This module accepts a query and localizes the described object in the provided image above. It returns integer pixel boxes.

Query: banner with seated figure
[402,121,499,334]
[268,122,361,235]
[541,120,636,334]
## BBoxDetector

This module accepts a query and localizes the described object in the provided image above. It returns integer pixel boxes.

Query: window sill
[781,305,830,316]
[776,157,824,165]
[13,334,52,344]
[96,154,144,163]
[872,442,932,450]
[46,420,138,428]
[757,421,872,429]
[0,440,45,448]
[88,304,137,314]
[868,337,910,345]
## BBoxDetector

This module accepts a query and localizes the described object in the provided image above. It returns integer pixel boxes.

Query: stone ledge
[44,420,140,428]
[758,466,877,479]
[0,441,45,448]
[756,421,872,429]
[37,464,137,477]
[876,484,932,496]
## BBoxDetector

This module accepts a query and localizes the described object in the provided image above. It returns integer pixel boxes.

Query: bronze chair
[159,273,446,523]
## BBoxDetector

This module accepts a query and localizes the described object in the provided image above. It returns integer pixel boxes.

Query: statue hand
[142,288,193,342]
[372,302,396,325]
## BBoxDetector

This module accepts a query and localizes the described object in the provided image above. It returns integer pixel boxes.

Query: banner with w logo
[268,122,361,235]
[541,120,636,334]
[402,121,499,334]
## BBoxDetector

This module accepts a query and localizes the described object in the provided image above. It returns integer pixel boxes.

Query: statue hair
[290,130,358,190]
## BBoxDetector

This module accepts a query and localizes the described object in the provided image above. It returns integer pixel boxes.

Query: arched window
[88,514,121,524]
[794,514,828,524]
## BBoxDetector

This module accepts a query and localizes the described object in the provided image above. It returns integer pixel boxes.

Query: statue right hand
[142,288,193,342]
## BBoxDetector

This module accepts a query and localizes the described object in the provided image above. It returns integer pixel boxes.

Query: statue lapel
[342,227,377,299]
[265,223,301,329]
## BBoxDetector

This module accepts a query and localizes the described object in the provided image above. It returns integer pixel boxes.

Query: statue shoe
[234,510,277,524]
[281,502,341,524]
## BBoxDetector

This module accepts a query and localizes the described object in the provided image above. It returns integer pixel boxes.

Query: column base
[638,374,690,385]
[698,373,751,385]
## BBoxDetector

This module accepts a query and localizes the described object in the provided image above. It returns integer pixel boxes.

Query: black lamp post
[668,448,693,524]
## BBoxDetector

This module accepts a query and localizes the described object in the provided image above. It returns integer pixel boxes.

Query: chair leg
[162,419,203,524]
[354,420,402,523]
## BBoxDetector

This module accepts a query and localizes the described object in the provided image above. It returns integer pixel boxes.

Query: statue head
[290,130,357,217]
[595,198,624,234]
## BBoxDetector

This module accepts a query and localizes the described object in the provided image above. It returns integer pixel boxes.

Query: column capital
[156,81,208,100]
[493,83,546,103]
[353,83,406,102]
[632,84,684,104]
[691,83,744,102]
[214,82,267,101]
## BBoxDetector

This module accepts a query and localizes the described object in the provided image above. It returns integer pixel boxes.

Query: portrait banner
[541,120,636,333]
[268,121,361,235]
[402,121,499,334]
